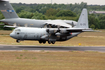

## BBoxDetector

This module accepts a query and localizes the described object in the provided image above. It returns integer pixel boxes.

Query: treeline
[11,2,105,15]
[12,2,87,14]
[0,2,105,29]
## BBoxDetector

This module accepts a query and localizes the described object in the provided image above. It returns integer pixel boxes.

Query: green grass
[0,51,105,70]
[0,30,12,35]
[0,30,105,70]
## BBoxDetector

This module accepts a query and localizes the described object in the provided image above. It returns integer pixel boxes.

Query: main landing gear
[39,40,46,44]
[48,41,55,44]
[16,40,56,44]
[39,40,55,44]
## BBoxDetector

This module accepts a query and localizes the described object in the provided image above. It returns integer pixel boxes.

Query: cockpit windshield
[15,29,21,32]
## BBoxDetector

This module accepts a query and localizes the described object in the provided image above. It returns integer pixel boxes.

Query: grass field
[0,30,105,70]
[0,30,12,35]
[0,30,105,46]
[0,51,105,70]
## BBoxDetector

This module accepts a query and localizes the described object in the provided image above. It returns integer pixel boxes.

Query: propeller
[46,25,61,36]
[46,29,49,33]
[72,22,74,27]
[55,25,61,36]
[56,25,60,32]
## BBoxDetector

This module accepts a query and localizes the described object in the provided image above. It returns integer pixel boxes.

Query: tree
[99,15,105,29]
[45,8,60,16]
[88,14,100,29]
[18,10,34,18]
[0,12,4,19]
[90,24,95,29]
[32,11,47,19]
[56,10,76,17]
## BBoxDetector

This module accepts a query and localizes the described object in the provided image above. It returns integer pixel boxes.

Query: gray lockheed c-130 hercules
[10,9,94,44]
[0,0,77,28]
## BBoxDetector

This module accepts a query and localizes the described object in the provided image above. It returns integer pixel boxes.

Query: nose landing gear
[16,39,20,43]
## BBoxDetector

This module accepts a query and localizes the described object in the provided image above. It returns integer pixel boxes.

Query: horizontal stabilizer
[82,29,94,32]
[67,28,94,32]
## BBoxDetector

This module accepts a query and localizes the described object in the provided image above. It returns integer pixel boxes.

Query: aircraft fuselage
[0,18,47,27]
[0,18,77,28]
[10,27,80,44]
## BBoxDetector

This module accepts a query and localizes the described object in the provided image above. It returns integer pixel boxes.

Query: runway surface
[0,45,105,52]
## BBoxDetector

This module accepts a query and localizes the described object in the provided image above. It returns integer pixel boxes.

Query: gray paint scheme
[0,18,47,27]
[0,1,18,18]
[10,27,83,42]
[0,0,75,28]
[76,9,88,28]
[10,8,93,44]
[0,1,93,44]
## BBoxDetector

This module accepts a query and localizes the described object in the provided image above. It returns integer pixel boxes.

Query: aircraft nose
[10,33,15,38]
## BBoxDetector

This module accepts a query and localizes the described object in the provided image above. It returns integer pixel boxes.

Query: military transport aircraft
[10,9,93,44]
[0,0,77,28]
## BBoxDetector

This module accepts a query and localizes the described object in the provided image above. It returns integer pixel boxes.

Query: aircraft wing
[45,20,72,28]
[66,28,94,32]
[46,28,94,34]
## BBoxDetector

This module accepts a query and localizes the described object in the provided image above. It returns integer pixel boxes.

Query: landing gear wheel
[48,41,51,44]
[51,41,55,44]
[39,40,42,44]
[43,41,46,44]
[16,40,20,43]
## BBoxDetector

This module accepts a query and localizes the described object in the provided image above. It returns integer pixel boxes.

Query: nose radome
[10,33,15,38]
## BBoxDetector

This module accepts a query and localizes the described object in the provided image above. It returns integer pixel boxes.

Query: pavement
[0,45,105,52]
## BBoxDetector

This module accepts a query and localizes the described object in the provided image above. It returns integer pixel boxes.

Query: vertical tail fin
[76,8,88,28]
[0,0,19,19]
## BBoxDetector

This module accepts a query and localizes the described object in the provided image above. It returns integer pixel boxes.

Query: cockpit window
[15,29,21,32]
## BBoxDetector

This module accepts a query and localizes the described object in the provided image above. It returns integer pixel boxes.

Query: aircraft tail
[76,8,88,28]
[0,0,19,19]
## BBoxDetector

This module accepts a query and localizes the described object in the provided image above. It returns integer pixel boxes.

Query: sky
[10,0,105,5]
